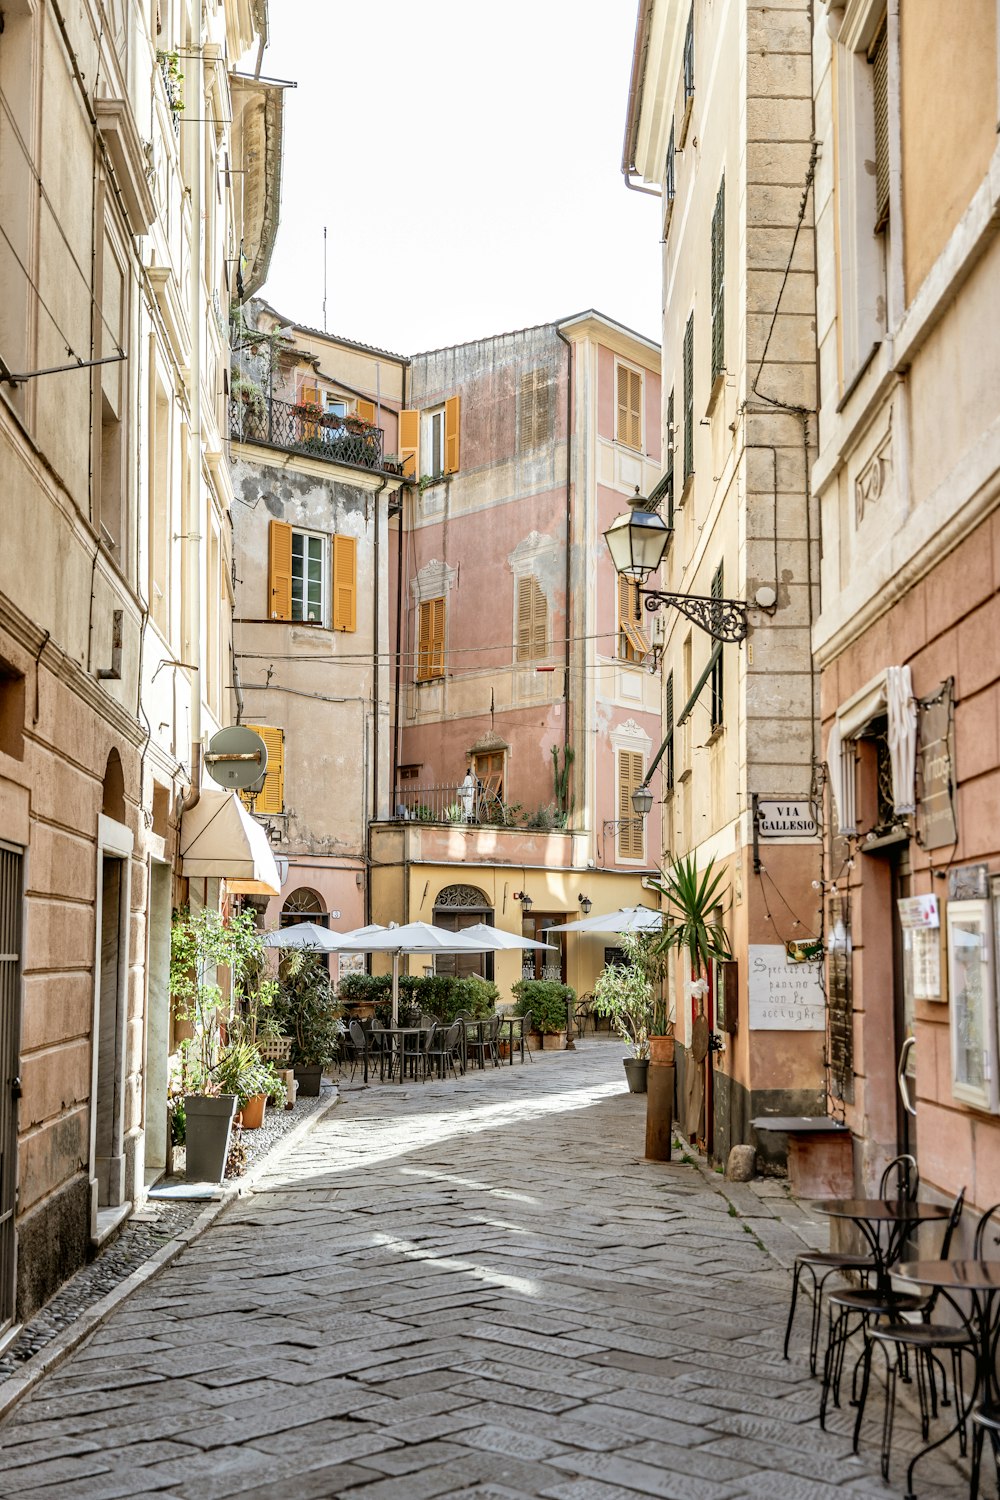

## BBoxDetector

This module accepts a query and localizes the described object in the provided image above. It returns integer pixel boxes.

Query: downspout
[555,328,574,812]
[622,0,662,199]
[182,31,204,815]
[371,472,388,827]
[392,364,408,803]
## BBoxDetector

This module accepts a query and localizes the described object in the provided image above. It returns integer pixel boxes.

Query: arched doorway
[279,887,328,928]
[433,884,494,981]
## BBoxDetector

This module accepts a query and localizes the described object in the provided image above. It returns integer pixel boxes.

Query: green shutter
[711,177,725,382]
[683,315,694,482]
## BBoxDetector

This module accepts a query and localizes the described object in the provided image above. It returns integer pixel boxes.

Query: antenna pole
[322,225,328,332]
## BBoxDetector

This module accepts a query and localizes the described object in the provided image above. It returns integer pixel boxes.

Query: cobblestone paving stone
[0,1045,974,1498]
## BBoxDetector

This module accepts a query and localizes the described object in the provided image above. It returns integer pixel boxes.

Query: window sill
[415,675,446,687]
[707,724,725,745]
[678,93,694,148]
[680,473,695,506]
[705,371,726,417]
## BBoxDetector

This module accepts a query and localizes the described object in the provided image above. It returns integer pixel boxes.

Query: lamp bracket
[641,588,749,644]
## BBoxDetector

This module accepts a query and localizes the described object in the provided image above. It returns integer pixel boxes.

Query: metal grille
[229,397,401,477]
[827,895,854,1105]
[870,20,890,231]
[710,565,724,729]
[875,725,895,830]
[683,315,694,481]
[0,843,22,1336]
[710,176,726,381]
[434,884,491,911]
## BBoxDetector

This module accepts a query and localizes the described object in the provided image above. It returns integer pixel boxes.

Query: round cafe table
[811,1198,951,1296]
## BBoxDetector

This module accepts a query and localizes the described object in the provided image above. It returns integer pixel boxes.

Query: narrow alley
[0,1048,970,1500]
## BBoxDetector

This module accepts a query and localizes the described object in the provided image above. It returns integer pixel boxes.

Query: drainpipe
[555,327,574,812]
[183,30,204,813]
[392,364,408,803]
[372,472,388,825]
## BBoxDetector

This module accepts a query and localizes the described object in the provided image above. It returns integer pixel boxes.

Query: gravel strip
[0,1085,336,1381]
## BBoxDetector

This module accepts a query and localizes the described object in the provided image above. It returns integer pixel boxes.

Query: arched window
[280,887,327,928]
[433,884,494,982]
[101,747,126,823]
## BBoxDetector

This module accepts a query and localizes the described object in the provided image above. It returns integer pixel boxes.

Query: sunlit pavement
[0,1043,971,1499]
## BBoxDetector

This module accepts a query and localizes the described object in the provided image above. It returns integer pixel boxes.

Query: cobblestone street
[0,1046,971,1500]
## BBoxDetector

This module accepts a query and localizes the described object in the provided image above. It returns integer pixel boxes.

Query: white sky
[256,0,663,356]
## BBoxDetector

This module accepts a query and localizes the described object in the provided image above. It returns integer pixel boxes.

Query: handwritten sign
[748,944,825,1031]
[897,894,939,929]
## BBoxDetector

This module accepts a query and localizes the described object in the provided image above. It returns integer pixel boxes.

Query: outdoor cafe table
[810,1199,952,1295]
[382,1025,432,1085]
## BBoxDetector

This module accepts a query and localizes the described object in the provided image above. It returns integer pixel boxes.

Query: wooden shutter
[356,398,375,425]
[617,750,645,859]
[400,408,418,478]
[711,177,725,381]
[268,519,292,620]
[516,575,548,661]
[665,671,675,790]
[683,315,694,481]
[870,21,890,231]
[417,596,445,681]
[618,575,650,660]
[444,395,460,474]
[243,724,284,814]
[332,534,357,632]
[665,389,675,527]
[616,365,642,449]
[298,382,320,441]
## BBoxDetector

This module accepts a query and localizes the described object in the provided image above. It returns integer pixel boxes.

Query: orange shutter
[356,399,375,425]
[617,750,645,859]
[298,381,320,441]
[332,534,357,632]
[417,596,446,680]
[268,519,292,620]
[445,394,460,474]
[242,724,284,814]
[517,576,547,661]
[399,409,418,479]
[616,366,642,449]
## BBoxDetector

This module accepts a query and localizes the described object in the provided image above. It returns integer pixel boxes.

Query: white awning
[179,790,281,896]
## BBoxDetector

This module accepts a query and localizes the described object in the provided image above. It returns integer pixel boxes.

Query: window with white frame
[423,406,446,479]
[291,529,327,624]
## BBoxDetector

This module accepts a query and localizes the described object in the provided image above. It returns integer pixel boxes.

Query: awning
[179,790,281,896]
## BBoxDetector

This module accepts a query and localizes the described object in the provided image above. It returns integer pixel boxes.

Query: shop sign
[898,894,941,1000]
[748,944,825,1030]
[897,894,939,929]
[917,683,957,850]
[756,800,819,839]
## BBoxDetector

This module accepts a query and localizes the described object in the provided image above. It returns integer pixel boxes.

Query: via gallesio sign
[756,799,820,838]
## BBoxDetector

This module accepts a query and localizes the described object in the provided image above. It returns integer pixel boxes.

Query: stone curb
[0,1085,343,1425]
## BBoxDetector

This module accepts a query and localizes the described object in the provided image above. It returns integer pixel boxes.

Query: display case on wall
[947,898,998,1113]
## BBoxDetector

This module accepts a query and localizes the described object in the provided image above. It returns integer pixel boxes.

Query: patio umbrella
[542,905,664,935]
[261,922,345,951]
[458,922,554,951]
[334,920,494,1025]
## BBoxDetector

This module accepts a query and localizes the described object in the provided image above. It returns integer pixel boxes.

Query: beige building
[624,0,824,1161]
[0,0,278,1336]
[812,0,1000,1210]
[229,302,407,939]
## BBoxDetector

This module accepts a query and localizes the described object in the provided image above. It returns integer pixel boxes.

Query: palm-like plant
[650,854,732,978]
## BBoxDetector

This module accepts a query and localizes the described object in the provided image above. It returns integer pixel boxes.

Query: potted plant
[592,932,656,1092]
[169,906,267,1181]
[511,979,575,1050]
[215,1039,285,1130]
[272,949,344,1094]
[650,853,732,984]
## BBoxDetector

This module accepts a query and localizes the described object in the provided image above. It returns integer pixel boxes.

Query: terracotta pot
[542,1031,567,1051]
[238,1093,267,1130]
[526,1032,544,1052]
[649,1034,675,1066]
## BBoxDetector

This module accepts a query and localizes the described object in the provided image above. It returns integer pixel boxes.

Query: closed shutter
[268,519,292,620]
[871,20,890,231]
[683,314,694,481]
[400,408,419,478]
[711,176,725,381]
[445,395,461,474]
[298,382,320,441]
[520,370,553,452]
[616,365,642,450]
[618,575,650,661]
[617,750,645,860]
[332,534,356,632]
[417,596,445,681]
[665,671,675,790]
[356,399,375,425]
[710,564,724,728]
[516,575,548,661]
[243,724,284,814]
[665,389,675,527]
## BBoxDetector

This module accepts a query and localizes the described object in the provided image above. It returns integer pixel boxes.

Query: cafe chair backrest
[939,1187,967,1260]
[880,1152,919,1202]
[974,1202,1000,1258]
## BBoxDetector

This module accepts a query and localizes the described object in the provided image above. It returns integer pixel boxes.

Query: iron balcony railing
[230,396,405,478]
[393,783,568,834]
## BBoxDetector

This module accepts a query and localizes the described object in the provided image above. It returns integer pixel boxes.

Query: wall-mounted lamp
[578,894,592,916]
[513,890,533,913]
[631,784,654,817]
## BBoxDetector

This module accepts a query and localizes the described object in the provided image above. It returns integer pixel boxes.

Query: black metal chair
[507,1010,533,1064]
[971,1404,1000,1498]
[425,1021,462,1080]
[466,1013,500,1069]
[785,1152,918,1376]
[347,1019,375,1084]
[853,1200,1000,1484]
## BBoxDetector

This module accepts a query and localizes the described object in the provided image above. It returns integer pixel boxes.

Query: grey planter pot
[294,1064,323,1097]
[623,1057,649,1094]
[184,1094,238,1182]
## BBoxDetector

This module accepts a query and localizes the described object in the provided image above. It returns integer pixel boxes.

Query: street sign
[756,800,819,838]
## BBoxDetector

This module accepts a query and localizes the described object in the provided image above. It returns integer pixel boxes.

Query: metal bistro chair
[466,1013,500,1070]
[574,997,593,1038]
[507,1009,533,1064]
[425,1021,462,1081]
[785,1153,919,1376]
[348,1019,375,1085]
[854,1200,1000,1485]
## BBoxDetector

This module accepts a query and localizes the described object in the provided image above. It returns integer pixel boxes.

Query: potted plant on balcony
[272,949,344,1094]
[592,932,656,1092]
[511,979,575,1050]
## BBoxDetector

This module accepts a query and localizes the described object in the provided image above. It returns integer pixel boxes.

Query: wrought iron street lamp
[513,889,533,914]
[603,489,751,644]
[630,784,654,817]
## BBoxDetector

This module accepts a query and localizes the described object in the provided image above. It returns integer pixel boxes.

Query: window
[516,574,548,661]
[618,575,650,663]
[96,223,128,560]
[870,19,889,232]
[711,176,726,383]
[683,5,695,103]
[417,596,445,681]
[268,518,338,625]
[664,671,675,792]
[665,389,675,528]
[291,531,325,623]
[617,749,645,861]
[473,751,504,803]
[519,369,553,452]
[324,394,347,421]
[419,396,461,480]
[665,121,676,205]
[616,363,642,450]
[242,724,284,814]
[682,314,694,483]
[149,378,171,638]
[710,564,724,729]
[428,408,446,478]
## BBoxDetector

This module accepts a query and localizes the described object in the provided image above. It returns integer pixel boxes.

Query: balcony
[230,396,405,478]
[393,783,569,833]
[373,786,580,873]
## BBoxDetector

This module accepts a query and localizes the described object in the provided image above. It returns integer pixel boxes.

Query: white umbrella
[459,922,554,952]
[542,905,664,935]
[262,921,345,951]
[334,920,493,1024]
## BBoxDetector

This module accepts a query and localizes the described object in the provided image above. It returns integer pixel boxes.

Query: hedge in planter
[511,978,575,1035]
[338,971,499,1026]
